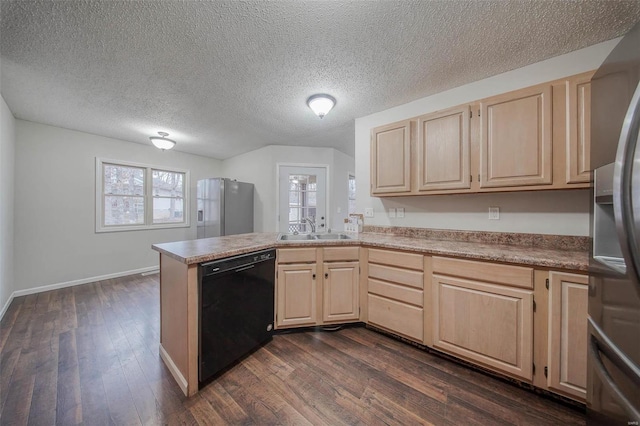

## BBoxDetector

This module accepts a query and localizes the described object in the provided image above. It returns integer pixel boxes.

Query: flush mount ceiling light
[149,131,176,150]
[307,94,336,119]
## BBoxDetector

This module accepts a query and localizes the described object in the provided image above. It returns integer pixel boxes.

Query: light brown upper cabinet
[566,71,594,184]
[370,120,413,195]
[479,84,553,188]
[369,71,594,197]
[417,105,471,192]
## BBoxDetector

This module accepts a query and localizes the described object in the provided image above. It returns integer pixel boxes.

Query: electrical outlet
[488,207,500,220]
[364,208,374,218]
[388,208,396,218]
[397,207,405,218]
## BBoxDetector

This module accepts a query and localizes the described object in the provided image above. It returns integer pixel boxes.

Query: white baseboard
[0,265,158,321]
[159,344,189,396]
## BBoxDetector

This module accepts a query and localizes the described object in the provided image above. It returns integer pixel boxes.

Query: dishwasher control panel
[200,249,275,276]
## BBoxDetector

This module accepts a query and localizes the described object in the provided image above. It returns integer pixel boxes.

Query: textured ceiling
[2,1,640,159]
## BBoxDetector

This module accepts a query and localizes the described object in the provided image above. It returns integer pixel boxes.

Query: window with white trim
[348,173,356,215]
[96,158,189,232]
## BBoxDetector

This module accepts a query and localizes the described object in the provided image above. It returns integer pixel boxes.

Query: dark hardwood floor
[0,273,586,425]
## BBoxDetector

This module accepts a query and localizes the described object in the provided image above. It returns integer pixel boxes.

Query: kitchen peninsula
[152,228,589,402]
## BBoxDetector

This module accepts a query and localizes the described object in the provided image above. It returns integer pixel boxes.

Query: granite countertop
[152,229,589,272]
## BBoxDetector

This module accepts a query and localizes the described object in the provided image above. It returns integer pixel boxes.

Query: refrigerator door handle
[588,318,640,419]
[589,318,640,385]
[589,318,640,421]
[613,80,640,290]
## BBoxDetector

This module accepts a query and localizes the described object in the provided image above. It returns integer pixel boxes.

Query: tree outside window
[96,159,189,232]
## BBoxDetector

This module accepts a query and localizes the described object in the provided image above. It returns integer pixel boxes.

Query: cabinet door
[370,120,412,195]
[432,274,534,380]
[417,105,471,191]
[566,73,593,184]
[276,264,317,328]
[480,84,552,188]
[548,272,588,400]
[323,262,359,322]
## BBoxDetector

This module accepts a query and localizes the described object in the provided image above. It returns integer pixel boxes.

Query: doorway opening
[278,165,328,233]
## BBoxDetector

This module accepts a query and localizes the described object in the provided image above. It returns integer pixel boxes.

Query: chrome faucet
[303,217,316,233]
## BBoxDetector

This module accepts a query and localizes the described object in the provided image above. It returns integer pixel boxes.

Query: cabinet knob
[325,273,329,279]
[312,274,316,279]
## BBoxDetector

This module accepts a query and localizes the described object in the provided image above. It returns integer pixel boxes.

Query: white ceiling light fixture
[149,131,176,150]
[307,94,336,119]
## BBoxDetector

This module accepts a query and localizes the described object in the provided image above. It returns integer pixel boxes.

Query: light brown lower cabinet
[276,247,360,329]
[547,271,589,400]
[431,257,534,381]
[276,263,318,328]
[275,246,591,402]
[323,261,359,323]
[366,249,425,342]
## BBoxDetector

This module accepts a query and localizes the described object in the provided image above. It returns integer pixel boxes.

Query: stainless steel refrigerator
[196,178,254,238]
[589,21,640,425]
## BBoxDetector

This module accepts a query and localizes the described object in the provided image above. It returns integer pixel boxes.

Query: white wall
[355,38,621,236]
[14,120,222,292]
[221,145,355,232]
[0,95,15,314]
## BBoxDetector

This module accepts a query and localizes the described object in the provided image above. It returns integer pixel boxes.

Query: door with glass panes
[278,166,327,233]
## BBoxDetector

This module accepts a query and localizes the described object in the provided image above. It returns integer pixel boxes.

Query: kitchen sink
[313,233,353,240]
[277,233,317,241]
[277,233,353,241]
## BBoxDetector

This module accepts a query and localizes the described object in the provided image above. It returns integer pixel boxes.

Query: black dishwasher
[198,248,275,384]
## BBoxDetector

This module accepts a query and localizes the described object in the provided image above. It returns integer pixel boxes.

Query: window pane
[348,175,356,199]
[289,190,300,206]
[104,196,144,225]
[152,170,184,197]
[153,197,184,223]
[348,174,356,214]
[288,207,300,222]
[307,191,316,207]
[104,164,144,195]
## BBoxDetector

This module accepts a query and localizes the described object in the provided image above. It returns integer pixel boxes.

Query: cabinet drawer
[368,294,423,342]
[368,249,423,271]
[368,263,423,289]
[323,246,359,262]
[277,248,316,264]
[368,278,423,307]
[432,256,533,289]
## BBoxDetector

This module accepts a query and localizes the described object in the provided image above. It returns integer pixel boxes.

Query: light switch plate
[397,207,405,218]
[388,208,396,218]
[488,206,500,220]
[364,207,374,218]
